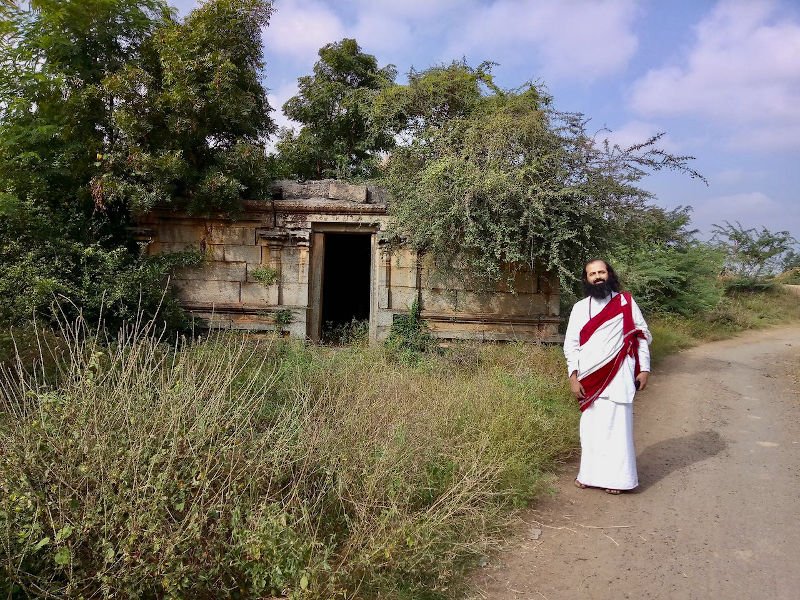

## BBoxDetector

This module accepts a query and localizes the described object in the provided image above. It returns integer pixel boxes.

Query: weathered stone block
[367,185,389,205]
[241,282,278,306]
[224,245,262,264]
[329,181,367,203]
[460,291,548,316]
[282,282,309,307]
[149,241,199,256]
[420,289,458,313]
[420,268,468,291]
[157,224,206,244]
[375,310,395,328]
[389,265,418,288]
[188,312,233,329]
[275,179,330,199]
[173,280,241,304]
[178,262,247,282]
[208,226,255,246]
[207,244,225,261]
[390,287,421,311]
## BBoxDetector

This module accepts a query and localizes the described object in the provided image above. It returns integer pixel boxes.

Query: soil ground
[471,325,800,600]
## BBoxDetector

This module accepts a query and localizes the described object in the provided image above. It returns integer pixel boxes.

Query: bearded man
[563,259,652,494]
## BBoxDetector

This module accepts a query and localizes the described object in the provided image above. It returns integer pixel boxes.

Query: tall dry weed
[1,317,577,599]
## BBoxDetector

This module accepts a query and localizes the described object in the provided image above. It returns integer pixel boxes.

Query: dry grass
[0,320,577,599]
[649,286,800,363]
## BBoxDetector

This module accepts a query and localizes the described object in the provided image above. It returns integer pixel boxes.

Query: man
[563,259,652,494]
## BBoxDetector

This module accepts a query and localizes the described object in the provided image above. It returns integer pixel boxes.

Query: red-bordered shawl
[578,292,646,412]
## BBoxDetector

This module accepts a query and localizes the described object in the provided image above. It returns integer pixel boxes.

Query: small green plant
[250,266,280,286]
[386,299,436,357]
[322,318,369,345]
[273,309,293,326]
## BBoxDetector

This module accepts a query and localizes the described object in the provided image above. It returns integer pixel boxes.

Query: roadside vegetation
[2,274,798,599]
[1,318,577,599]
[2,1,799,598]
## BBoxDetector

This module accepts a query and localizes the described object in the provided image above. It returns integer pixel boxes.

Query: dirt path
[471,325,800,600]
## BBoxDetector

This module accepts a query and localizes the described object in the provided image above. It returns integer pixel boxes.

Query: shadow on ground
[636,430,727,492]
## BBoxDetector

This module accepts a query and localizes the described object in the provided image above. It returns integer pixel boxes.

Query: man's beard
[584,279,613,299]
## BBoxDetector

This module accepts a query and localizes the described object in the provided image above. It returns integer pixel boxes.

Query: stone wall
[138,180,561,343]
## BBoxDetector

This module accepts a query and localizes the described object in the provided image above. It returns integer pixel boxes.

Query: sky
[170,0,800,240]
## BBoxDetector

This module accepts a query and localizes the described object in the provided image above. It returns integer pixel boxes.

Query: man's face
[585,261,608,285]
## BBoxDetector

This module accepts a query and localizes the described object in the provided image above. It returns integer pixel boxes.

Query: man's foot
[604,488,622,495]
[575,479,588,489]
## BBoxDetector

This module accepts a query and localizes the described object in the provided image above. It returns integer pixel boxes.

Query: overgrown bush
[0,196,202,330]
[321,318,369,345]
[0,316,577,599]
[385,299,437,360]
[614,243,725,316]
[712,221,798,284]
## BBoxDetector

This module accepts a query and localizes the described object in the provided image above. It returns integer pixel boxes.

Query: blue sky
[171,0,800,240]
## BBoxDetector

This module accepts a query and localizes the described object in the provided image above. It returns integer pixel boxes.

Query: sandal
[604,488,622,495]
[574,479,588,489]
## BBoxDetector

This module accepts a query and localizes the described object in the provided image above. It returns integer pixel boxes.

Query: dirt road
[472,325,800,600]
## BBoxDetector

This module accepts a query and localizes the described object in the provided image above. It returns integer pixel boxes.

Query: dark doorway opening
[321,233,371,342]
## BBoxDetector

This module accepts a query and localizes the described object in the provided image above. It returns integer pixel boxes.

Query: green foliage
[0,196,201,330]
[321,318,369,345]
[273,308,293,326]
[385,299,437,358]
[276,38,397,179]
[97,0,277,214]
[712,221,798,283]
[614,243,725,316]
[250,265,279,286]
[0,0,275,330]
[1,316,578,599]
[782,250,800,272]
[378,62,704,291]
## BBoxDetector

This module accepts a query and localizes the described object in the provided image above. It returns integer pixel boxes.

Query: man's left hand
[636,371,650,391]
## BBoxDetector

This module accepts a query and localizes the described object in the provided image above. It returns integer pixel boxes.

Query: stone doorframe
[308,223,379,343]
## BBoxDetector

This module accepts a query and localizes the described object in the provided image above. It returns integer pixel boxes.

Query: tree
[712,221,798,281]
[275,38,397,179]
[97,0,276,214]
[378,62,705,290]
[0,0,275,328]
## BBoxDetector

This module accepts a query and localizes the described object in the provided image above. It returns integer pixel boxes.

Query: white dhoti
[576,398,638,490]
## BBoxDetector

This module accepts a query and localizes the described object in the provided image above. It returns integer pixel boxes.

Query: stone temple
[137,180,561,343]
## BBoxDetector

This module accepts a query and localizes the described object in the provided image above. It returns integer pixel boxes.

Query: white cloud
[267,0,346,63]
[351,11,414,57]
[630,0,800,150]
[445,0,639,80]
[268,81,300,132]
[713,168,749,185]
[691,191,798,232]
[349,0,470,21]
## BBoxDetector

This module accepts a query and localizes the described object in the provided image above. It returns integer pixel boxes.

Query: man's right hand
[569,373,585,400]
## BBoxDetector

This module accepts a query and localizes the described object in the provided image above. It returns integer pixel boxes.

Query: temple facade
[138,180,561,343]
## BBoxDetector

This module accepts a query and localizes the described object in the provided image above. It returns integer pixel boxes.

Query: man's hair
[582,259,621,292]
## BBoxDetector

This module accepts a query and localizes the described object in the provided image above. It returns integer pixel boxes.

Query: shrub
[712,221,798,282]
[614,243,724,316]
[385,299,437,360]
[1,316,578,599]
[250,266,280,286]
[321,318,369,345]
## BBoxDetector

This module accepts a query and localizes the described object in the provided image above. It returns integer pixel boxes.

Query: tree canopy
[377,62,705,290]
[0,0,275,328]
[275,38,397,179]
